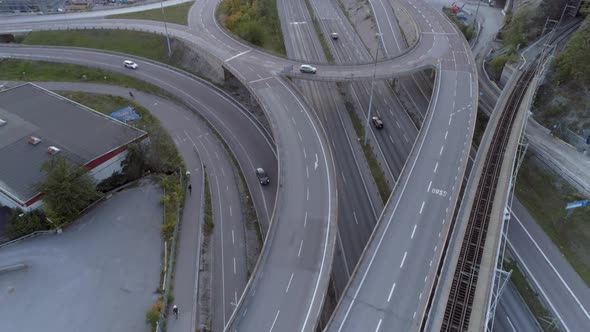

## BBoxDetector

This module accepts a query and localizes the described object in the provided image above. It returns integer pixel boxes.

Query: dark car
[372,116,384,129]
[256,168,270,185]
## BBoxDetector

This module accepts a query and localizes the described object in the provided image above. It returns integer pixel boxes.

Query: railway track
[440,67,535,331]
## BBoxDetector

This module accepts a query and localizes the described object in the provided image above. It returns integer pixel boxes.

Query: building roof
[0,83,146,205]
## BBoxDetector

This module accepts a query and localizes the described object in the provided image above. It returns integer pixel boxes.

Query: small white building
[0,83,147,211]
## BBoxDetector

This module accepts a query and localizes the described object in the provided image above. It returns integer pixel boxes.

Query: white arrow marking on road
[314,153,318,170]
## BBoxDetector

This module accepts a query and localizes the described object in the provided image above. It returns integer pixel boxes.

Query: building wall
[89,149,128,182]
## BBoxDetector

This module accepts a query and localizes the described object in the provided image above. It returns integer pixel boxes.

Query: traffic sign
[565,200,588,210]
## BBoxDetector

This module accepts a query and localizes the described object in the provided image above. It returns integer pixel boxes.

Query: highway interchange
[1,0,588,331]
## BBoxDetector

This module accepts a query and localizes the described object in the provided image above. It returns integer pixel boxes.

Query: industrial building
[0,83,147,211]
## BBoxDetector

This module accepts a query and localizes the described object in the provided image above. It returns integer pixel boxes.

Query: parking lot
[0,180,163,332]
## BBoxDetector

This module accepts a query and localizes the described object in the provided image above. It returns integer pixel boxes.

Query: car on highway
[372,116,384,129]
[299,64,317,74]
[330,32,339,40]
[256,168,270,185]
[123,60,138,69]
[503,207,511,221]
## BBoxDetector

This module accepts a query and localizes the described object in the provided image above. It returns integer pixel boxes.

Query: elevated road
[325,1,477,331]
[0,0,477,329]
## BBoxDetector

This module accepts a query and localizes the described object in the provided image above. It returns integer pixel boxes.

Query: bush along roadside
[203,167,214,236]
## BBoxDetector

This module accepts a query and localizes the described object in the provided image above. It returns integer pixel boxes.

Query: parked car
[256,168,270,185]
[372,116,384,129]
[330,32,339,40]
[299,64,317,74]
[123,60,138,69]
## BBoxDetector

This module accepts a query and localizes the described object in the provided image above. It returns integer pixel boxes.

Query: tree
[37,156,100,225]
[5,209,50,240]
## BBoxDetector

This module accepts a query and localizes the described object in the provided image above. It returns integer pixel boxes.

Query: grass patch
[304,0,334,64]
[106,1,194,25]
[0,59,162,94]
[203,167,214,236]
[515,153,590,286]
[504,260,554,331]
[22,30,172,63]
[341,95,390,204]
[217,0,285,55]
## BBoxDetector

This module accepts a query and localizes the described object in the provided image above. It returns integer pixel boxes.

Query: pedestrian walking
[172,304,179,319]
[188,184,192,195]
[129,91,134,98]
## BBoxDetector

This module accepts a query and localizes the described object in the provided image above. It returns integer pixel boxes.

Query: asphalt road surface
[0,0,478,329]
[507,200,590,332]
[0,181,162,332]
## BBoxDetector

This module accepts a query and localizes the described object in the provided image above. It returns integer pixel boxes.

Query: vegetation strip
[217,0,286,55]
[0,59,163,95]
[515,153,590,286]
[304,0,335,64]
[504,260,554,331]
[106,1,194,25]
[339,90,390,204]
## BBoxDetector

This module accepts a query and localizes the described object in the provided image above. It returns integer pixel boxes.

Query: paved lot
[0,180,163,332]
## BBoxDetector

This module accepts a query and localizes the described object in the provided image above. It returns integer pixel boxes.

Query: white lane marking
[306,187,309,201]
[303,148,307,159]
[508,241,571,331]
[306,166,309,179]
[304,211,308,227]
[269,310,280,332]
[314,153,319,170]
[389,135,395,144]
[419,291,423,300]
[427,181,432,192]
[400,252,407,268]
[445,131,448,140]
[229,206,232,217]
[429,260,433,267]
[341,171,347,184]
[221,168,225,177]
[285,273,294,293]
[434,162,439,173]
[513,211,590,321]
[375,319,383,332]
[225,50,250,62]
[298,240,304,257]
[411,224,417,239]
[291,117,296,125]
[387,283,396,302]
[413,312,416,319]
[419,201,425,214]
[434,246,438,252]
[506,316,517,332]
[298,131,303,142]
[403,134,409,143]
[233,257,236,274]
[353,211,359,225]
[215,152,220,160]
[396,121,401,128]
[448,116,452,125]
[439,145,445,155]
[232,230,235,245]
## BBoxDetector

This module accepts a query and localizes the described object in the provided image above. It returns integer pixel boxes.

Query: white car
[123,60,138,69]
[503,208,511,221]
[299,64,317,74]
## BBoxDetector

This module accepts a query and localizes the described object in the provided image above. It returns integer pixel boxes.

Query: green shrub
[218,0,285,54]
[491,54,510,75]
[551,17,590,84]
[5,209,51,240]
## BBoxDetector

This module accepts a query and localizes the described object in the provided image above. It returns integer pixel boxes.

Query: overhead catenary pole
[160,0,172,57]
[364,33,383,145]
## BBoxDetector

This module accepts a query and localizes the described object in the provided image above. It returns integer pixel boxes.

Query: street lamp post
[364,33,383,145]
[160,0,172,57]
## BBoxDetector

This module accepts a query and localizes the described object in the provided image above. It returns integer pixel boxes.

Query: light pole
[364,33,383,145]
[160,0,172,57]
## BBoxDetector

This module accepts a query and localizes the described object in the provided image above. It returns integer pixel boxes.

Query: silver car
[299,64,317,74]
